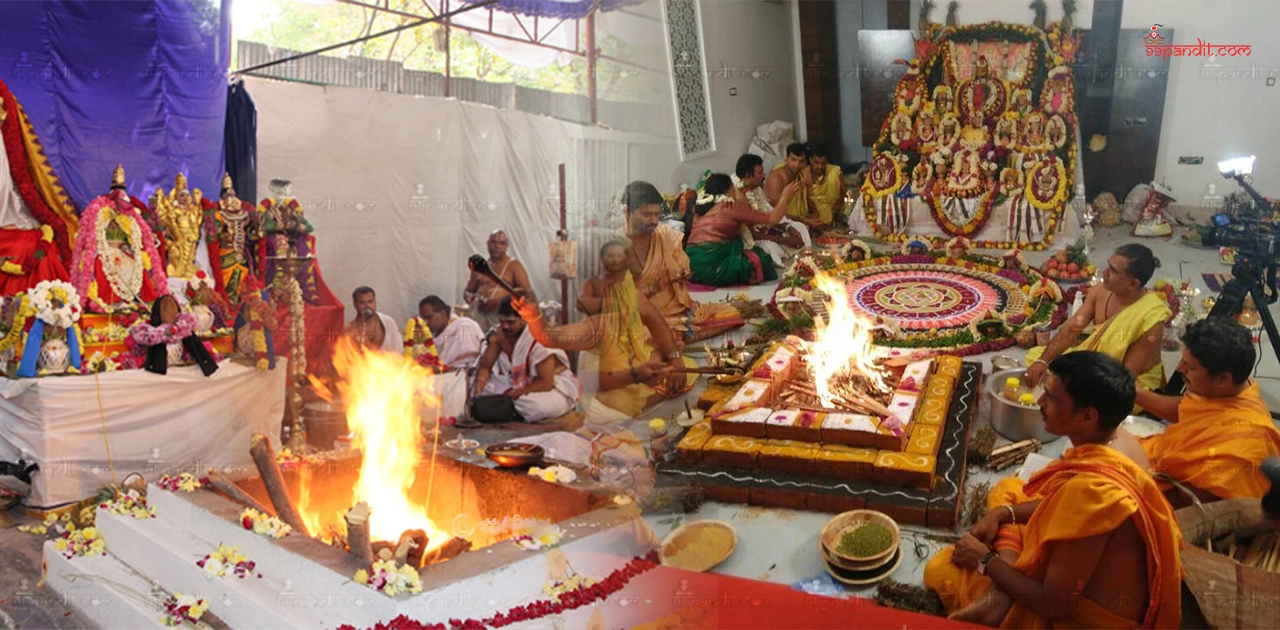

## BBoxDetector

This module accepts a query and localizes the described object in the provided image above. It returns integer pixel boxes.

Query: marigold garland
[403,317,441,370]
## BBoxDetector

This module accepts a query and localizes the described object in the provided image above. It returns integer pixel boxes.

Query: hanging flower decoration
[161,593,210,627]
[239,508,292,539]
[197,543,261,580]
[512,521,565,551]
[354,560,423,597]
[157,473,209,493]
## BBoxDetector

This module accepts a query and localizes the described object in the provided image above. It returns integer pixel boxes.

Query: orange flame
[317,339,450,551]
[807,270,890,405]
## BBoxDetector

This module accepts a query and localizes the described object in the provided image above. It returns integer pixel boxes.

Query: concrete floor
[1,225,1274,626]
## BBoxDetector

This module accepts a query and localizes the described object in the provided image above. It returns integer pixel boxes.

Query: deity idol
[213,173,259,305]
[71,165,169,312]
[150,174,204,280]
[258,179,319,302]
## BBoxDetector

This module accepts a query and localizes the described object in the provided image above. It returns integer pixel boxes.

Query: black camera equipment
[1166,163,1280,395]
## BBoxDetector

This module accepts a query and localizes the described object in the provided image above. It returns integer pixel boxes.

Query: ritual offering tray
[664,336,982,528]
[485,442,545,468]
[659,520,738,572]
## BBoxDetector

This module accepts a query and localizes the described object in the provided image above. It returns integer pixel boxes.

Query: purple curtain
[0,0,231,210]
[463,0,645,20]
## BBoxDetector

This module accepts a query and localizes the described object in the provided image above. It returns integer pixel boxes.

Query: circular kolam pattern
[772,253,1069,356]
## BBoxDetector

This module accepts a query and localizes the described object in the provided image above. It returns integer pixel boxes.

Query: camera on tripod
[1203,156,1280,291]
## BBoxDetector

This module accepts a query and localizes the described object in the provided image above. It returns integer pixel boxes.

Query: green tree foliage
[235,0,663,102]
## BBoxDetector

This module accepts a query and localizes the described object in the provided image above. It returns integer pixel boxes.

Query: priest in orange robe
[1136,316,1280,505]
[924,351,1182,628]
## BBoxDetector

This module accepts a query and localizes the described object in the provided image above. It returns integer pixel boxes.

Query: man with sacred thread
[70,164,168,312]
[344,286,402,353]
[150,173,205,280]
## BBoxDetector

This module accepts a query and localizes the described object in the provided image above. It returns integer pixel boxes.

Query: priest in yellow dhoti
[513,240,695,423]
[1026,244,1169,393]
[805,143,845,228]
[617,182,744,346]
[765,143,815,224]
[925,352,1182,628]
[1135,316,1280,506]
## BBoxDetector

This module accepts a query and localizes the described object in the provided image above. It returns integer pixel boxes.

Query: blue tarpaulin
[0,0,231,210]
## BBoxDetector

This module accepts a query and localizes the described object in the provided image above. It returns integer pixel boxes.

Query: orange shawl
[1003,444,1183,629]
[1142,382,1280,500]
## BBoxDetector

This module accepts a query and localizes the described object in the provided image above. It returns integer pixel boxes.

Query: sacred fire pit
[45,342,657,629]
[670,269,981,527]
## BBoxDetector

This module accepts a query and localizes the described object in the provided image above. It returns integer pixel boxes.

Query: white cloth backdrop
[0,361,286,508]
[248,76,678,327]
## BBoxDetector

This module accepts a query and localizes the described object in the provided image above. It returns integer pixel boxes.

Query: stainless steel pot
[987,368,1061,443]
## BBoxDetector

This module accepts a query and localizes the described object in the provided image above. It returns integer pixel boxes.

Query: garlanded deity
[258,179,319,303]
[213,173,259,305]
[151,174,204,280]
[932,85,954,113]
[1046,114,1069,150]
[911,161,934,193]
[915,102,939,146]
[890,110,914,146]
[1020,111,1049,152]
[1040,69,1074,115]
[939,113,961,147]
[956,55,1009,123]
[994,114,1018,149]
[999,166,1024,196]
[71,165,169,312]
[1010,88,1033,116]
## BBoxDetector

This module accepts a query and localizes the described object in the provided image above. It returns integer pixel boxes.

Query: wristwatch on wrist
[666,351,682,361]
[976,550,998,575]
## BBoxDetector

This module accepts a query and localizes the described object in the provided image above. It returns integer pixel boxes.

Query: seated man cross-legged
[1025,244,1168,393]
[925,351,1182,628]
[1136,316,1280,507]
[473,297,580,423]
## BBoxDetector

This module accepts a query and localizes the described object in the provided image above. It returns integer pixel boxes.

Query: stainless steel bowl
[485,442,545,468]
[986,368,1061,443]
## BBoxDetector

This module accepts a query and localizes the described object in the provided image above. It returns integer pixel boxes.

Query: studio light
[1218,155,1257,178]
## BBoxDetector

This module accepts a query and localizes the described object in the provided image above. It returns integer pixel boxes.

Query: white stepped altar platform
[46,483,666,629]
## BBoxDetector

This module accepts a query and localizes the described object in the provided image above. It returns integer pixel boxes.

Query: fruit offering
[1043,241,1094,282]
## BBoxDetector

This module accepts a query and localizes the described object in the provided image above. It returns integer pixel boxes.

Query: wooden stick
[842,390,893,417]
[402,529,429,569]
[248,433,311,538]
[344,502,373,564]
[207,470,274,516]
[777,402,847,415]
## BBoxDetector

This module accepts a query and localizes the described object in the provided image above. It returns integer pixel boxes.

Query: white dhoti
[481,327,580,423]
[481,374,577,423]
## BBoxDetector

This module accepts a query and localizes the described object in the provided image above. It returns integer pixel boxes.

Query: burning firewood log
[248,433,311,538]
[206,470,274,516]
[421,537,472,566]
[344,502,373,563]
[400,529,429,568]
[371,541,395,561]
[393,530,424,567]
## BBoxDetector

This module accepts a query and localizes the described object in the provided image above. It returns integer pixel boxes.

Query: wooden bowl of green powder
[821,510,900,569]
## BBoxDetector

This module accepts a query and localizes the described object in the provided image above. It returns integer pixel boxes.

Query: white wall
[1120,0,1280,205]
[667,0,802,187]
[906,0,1095,30]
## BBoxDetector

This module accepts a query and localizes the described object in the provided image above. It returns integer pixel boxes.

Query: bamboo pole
[248,433,310,538]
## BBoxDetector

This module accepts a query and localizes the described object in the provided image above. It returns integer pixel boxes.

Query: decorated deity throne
[855,18,1084,250]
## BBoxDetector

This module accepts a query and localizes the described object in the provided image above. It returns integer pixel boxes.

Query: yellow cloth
[626,225,742,343]
[1141,382,1280,500]
[590,271,695,418]
[1027,291,1171,392]
[924,445,1183,629]
[771,161,811,221]
[807,163,843,226]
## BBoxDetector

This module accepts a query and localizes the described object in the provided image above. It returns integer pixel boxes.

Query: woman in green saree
[685,173,800,286]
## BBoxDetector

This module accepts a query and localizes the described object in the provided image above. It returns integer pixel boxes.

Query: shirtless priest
[1025,244,1169,392]
[925,351,1182,628]
[464,230,532,332]
[344,286,402,352]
